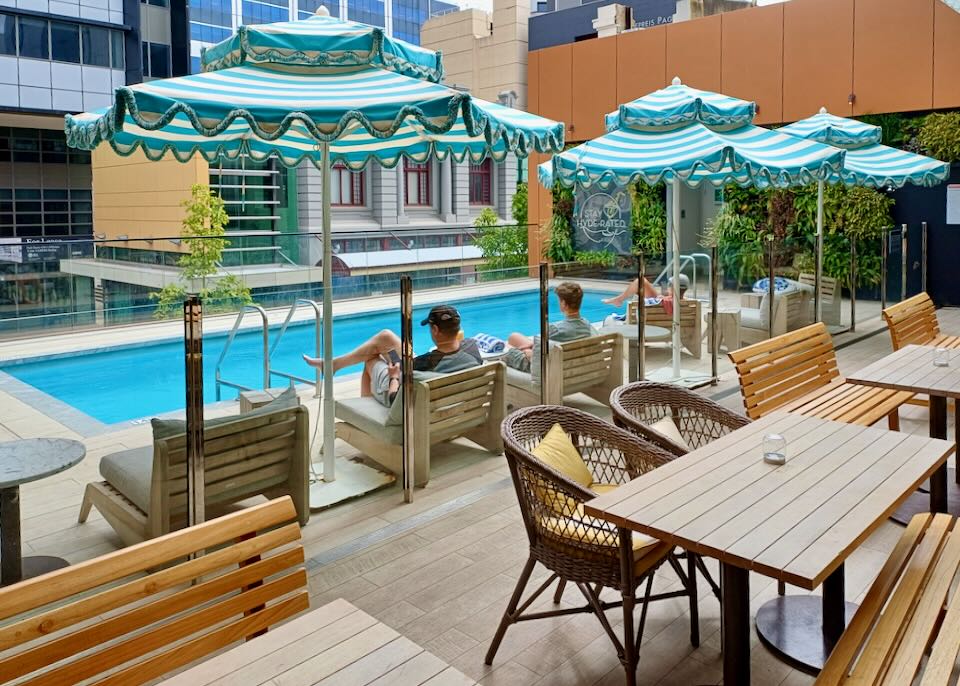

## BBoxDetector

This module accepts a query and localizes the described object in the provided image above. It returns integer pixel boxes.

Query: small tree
[151,184,252,318]
[473,207,527,278]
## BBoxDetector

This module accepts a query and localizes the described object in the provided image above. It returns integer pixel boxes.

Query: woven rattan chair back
[500,405,674,587]
[609,382,750,456]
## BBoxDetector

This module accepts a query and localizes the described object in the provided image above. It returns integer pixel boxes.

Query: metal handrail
[269,299,322,396]
[215,304,269,401]
[653,252,713,300]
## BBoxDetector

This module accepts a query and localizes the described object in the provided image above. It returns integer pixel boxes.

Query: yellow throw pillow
[649,415,690,452]
[532,423,594,488]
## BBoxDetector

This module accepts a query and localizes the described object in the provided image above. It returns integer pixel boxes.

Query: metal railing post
[539,262,549,404]
[711,244,719,384]
[881,227,888,313]
[850,235,857,333]
[900,223,908,301]
[922,221,928,293]
[400,275,414,504]
[767,237,775,340]
[636,253,645,381]
[184,295,205,528]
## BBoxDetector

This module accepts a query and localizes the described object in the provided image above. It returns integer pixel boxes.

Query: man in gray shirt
[503,282,597,375]
[304,304,480,407]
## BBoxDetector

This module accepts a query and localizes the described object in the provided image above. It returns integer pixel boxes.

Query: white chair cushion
[99,445,153,512]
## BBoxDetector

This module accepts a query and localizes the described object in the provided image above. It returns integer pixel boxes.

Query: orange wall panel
[721,5,783,125]
[782,0,853,121]
[571,36,617,141]
[665,14,721,92]
[934,0,960,110]
[616,26,666,105]
[536,44,572,126]
[853,0,934,115]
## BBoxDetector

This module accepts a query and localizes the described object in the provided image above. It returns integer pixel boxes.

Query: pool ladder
[214,300,323,401]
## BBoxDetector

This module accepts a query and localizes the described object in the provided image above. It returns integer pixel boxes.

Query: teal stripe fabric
[200,14,444,82]
[540,120,845,190]
[610,80,756,130]
[779,109,949,188]
[64,14,564,165]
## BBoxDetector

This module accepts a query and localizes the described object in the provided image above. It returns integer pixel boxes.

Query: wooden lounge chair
[628,299,702,358]
[335,362,505,487]
[2,497,307,685]
[79,403,310,546]
[799,271,842,326]
[739,286,811,345]
[815,513,960,685]
[728,322,912,428]
[505,332,624,409]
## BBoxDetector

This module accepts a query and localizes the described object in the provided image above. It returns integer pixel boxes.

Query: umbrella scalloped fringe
[543,152,850,191]
[64,89,566,162]
[200,25,445,84]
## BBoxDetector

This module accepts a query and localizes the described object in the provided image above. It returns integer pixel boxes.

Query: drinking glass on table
[933,347,950,367]
[763,433,787,465]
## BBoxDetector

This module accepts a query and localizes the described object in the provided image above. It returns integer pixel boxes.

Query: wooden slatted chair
[336,362,505,487]
[882,292,960,351]
[628,299,703,359]
[505,333,624,409]
[728,322,912,428]
[0,497,308,686]
[816,512,960,685]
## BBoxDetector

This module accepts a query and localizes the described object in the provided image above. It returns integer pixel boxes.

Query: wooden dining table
[584,412,955,683]
[847,343,960,522]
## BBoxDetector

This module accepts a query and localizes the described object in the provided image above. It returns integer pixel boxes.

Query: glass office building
[189,0,458,71]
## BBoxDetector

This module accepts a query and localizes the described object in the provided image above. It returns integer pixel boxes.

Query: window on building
[404,160,430,207]
[18,17,48,60]
[51,21,80,63]
[0,14,16,55]
[469,159,492,205]
[81,25,110,66]
[331,163,365,206]
[111,30,124,68]
[142,41,171,78]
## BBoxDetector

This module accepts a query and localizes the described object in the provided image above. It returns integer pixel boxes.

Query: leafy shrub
[918,112,960,163]
[631,182,666,255]
[511,182,528,227]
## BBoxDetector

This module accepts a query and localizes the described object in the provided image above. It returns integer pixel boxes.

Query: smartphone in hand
[381,349,401,366]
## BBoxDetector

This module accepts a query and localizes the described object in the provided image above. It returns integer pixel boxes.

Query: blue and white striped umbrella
[63,9,565,501]
[65,13,564,167]
[778,109,949,188]
[539,81,845,190]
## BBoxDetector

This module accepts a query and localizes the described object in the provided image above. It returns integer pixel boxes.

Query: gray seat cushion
[740,308,764,330]
[99,445,153,512]
[506,365,538,392]
[336,397,403,444]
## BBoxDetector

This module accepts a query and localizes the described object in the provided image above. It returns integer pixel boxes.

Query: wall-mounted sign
[573,187,632,255]
[947,184,960,226]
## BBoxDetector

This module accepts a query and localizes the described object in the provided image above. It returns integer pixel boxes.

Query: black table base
[892,467,960,525]
[1,485,71,586]
[755,595,858,673]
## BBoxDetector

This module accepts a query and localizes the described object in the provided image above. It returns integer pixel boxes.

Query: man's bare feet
[603,295,626,308]
[302,353,324,373]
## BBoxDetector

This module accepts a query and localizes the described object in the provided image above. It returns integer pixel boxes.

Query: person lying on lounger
[604,275,689,309]
[303,304,480,407]
[502,282,598,374]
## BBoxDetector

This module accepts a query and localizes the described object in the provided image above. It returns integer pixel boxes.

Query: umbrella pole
[671,177,681,379]
[815,180,824,322]
[321,142,336,482]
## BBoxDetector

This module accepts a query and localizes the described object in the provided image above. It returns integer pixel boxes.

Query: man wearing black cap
[303,304,481,407]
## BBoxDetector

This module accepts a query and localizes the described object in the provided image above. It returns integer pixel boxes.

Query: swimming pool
[1,288,617,425]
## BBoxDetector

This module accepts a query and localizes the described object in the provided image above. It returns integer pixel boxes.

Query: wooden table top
[584,412,954,590]
[160,599,477,686]
[846,344,960,398]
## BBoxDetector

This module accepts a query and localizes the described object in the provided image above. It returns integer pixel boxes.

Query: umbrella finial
[671,76,681,86]
[819,106,828,114]
[315,4,330,15]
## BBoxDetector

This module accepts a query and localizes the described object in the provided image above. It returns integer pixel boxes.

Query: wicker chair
[609,381,750,456]
[487,405,702,684]
[610,381,748,599]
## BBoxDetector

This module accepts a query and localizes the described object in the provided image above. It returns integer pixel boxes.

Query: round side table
[0,438,86,586]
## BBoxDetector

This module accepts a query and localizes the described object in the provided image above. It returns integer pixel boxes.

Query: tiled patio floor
[0,312,940,685]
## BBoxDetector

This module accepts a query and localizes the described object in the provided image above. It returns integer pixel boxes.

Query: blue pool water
[1,289,617,425]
